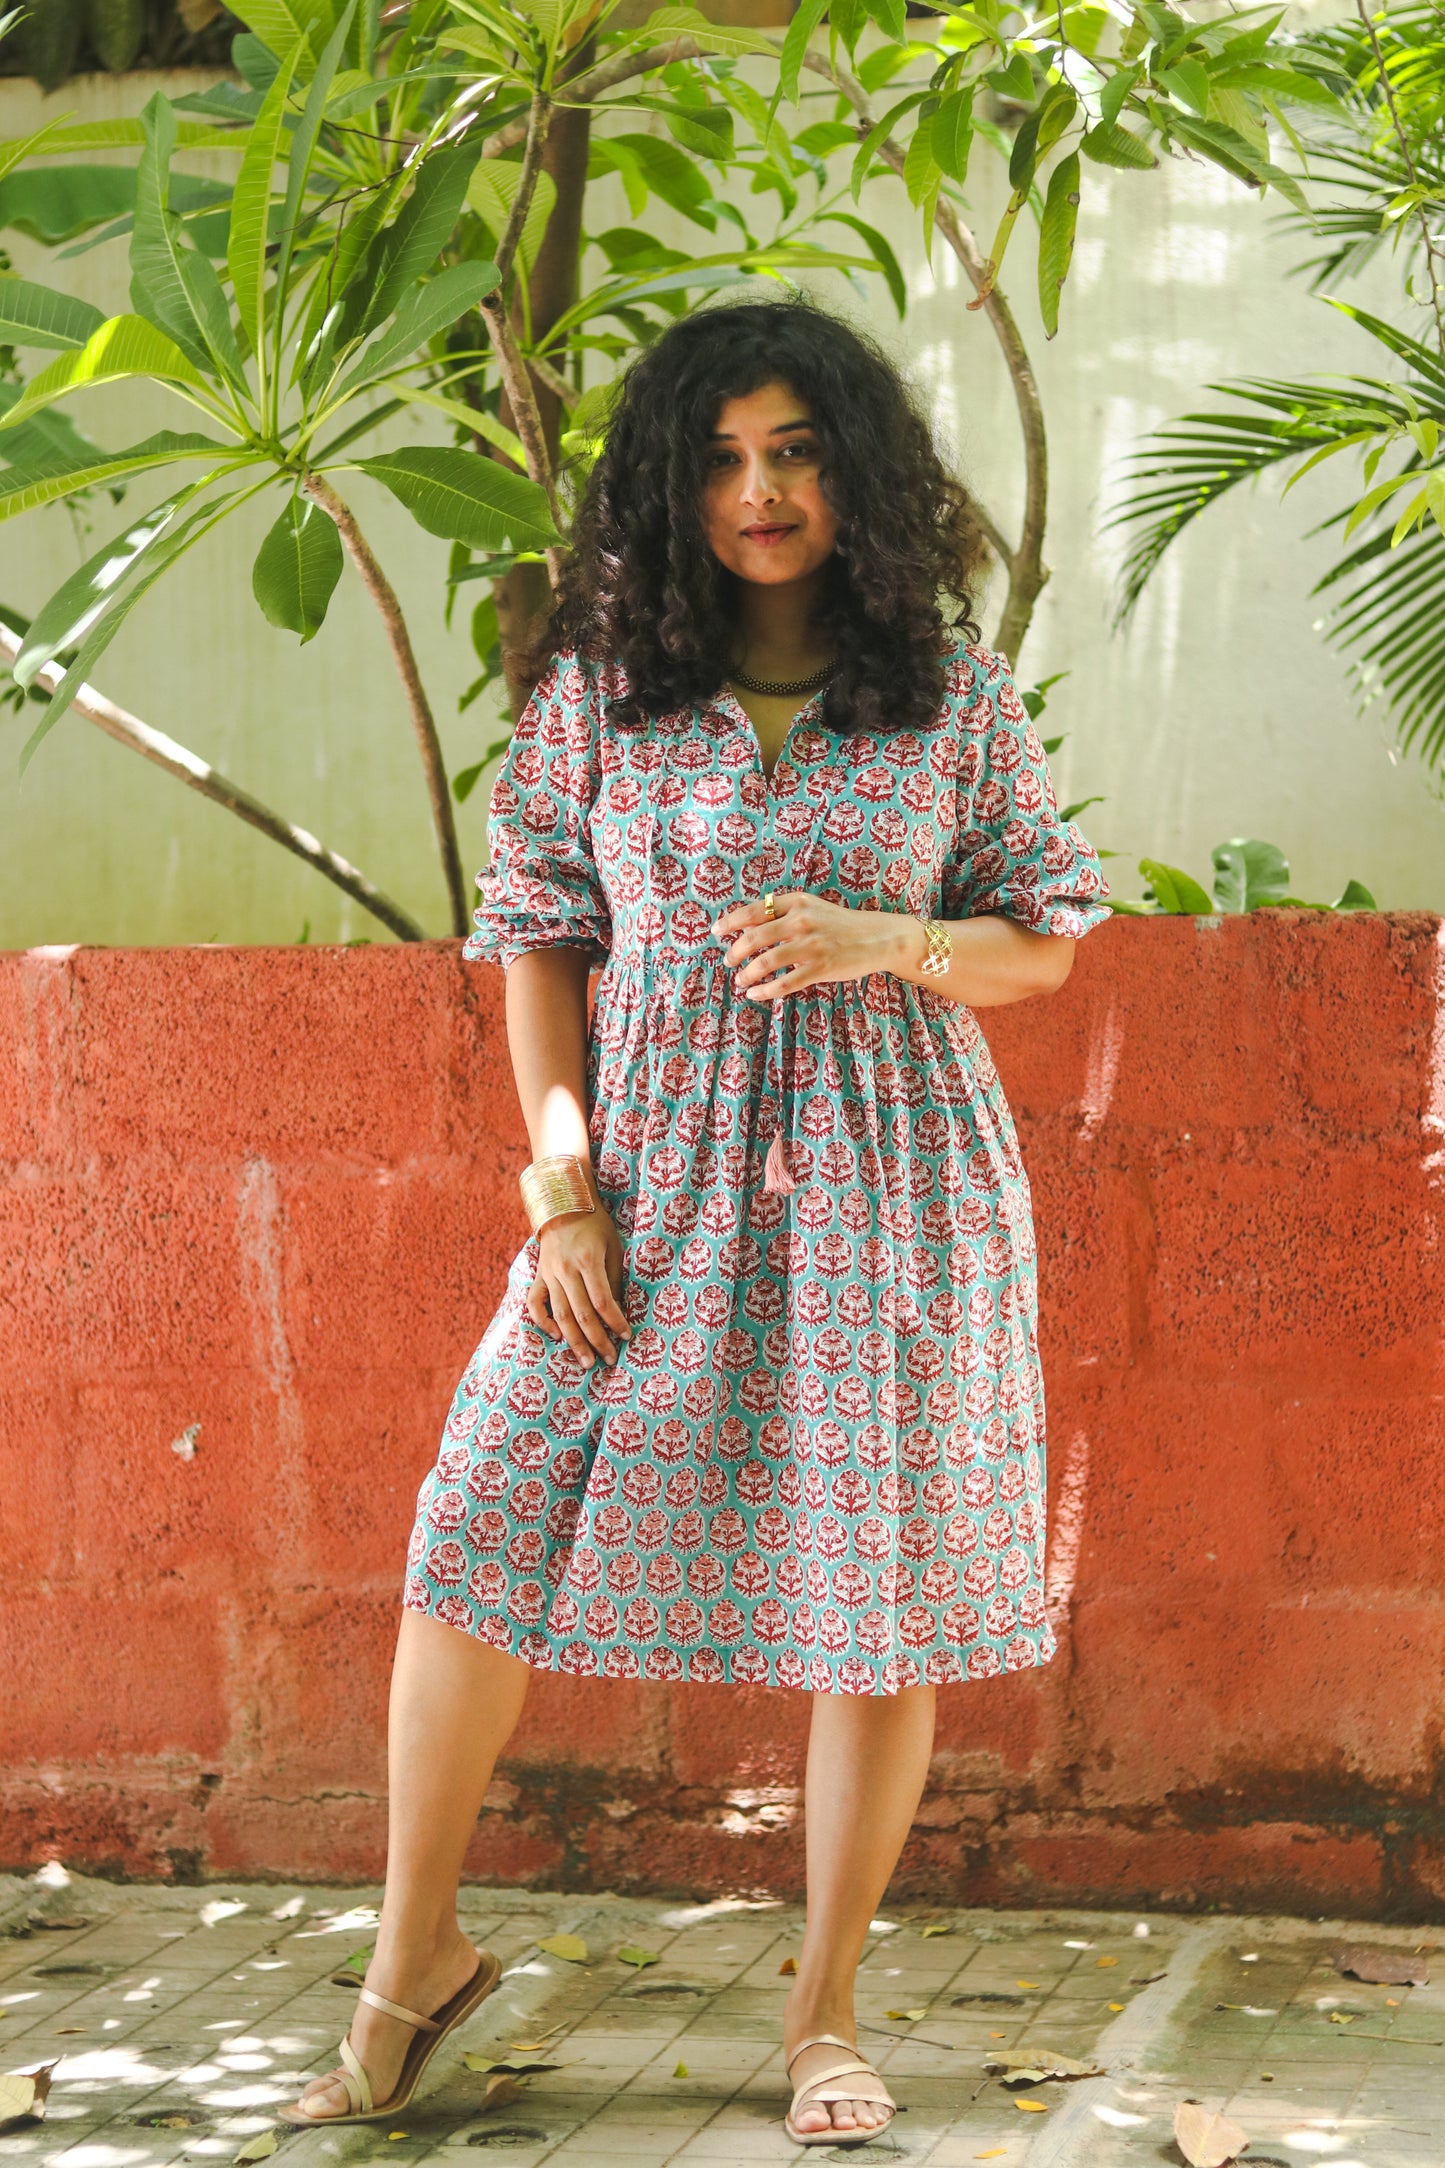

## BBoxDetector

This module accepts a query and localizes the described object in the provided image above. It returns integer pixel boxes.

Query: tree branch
[495,86,552,286]
[479,38,705,159]
[0,625,426,944]
[301,472,470,937]
[481,294,568,587]
[801,47,1049,665]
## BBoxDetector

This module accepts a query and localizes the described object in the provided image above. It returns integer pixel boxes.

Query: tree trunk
[494,77,594,718]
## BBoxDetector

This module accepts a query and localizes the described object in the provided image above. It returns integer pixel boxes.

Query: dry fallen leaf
[1095,1957,1119,1969]
[1133,1972,1167,1985]
[984,2050,1102,2085]
[885,2008,927,2023]
[1336,1946,1430,1987]
[388,2134,406,2142]
[1014,2098,1048,2113]
[1328,2012,1355,2025]
[673,2062,688,2078]
[1016,1980,1040,1991]
[234,2131,277,2163]
[506,2027,564,2053]
[537,1934,588,1964]
[616,1946,658,1970]
[0,2067,55,2129]
[54,2028,87,2036]
[976,2152,1007,2160]
[28,1916,89,1933]
[463,2054,559,2078]
[1174,2101,1247,2168]
[921,1921,953,1939]
[1108,2003,1125,2013]
[481,2076,524,2112]
[989,2030,1007,2039]
[778,1957,797,1976]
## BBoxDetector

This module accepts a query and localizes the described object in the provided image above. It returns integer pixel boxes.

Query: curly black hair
[538,297,987,737]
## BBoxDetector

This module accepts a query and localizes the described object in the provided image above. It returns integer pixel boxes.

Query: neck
[732,569,831,673]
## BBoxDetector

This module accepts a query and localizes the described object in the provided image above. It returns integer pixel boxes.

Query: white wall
[1,44,1439,949]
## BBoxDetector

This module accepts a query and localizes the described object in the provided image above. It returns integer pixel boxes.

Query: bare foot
[785,2030,895,2138]
[289,1930,480,2122]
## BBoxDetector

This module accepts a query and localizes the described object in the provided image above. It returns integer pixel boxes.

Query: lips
[741,523,795,542]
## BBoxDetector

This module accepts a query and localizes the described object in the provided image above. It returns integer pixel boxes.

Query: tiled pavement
[1,1871,1440,2167]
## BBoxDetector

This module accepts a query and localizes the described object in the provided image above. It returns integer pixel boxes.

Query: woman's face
[701,380,839,589]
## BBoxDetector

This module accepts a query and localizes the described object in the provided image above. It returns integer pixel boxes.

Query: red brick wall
[4,916,1443,1917]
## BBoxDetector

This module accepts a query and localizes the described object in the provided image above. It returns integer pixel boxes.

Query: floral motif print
[406,641,1109,1695]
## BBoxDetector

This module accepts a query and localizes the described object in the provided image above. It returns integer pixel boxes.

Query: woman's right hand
[527,1200,631,1368]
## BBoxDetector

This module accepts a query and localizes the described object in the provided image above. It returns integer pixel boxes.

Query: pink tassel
[763,1129,796,1194]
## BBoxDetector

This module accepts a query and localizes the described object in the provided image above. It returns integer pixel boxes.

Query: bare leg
[785,1683,937,2136]
[292,1614,531,2119]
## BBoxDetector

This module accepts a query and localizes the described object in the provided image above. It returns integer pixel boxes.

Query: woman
[286,299,1108,2148]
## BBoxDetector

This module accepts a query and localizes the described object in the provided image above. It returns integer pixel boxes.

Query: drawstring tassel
[763,1128,796,1194]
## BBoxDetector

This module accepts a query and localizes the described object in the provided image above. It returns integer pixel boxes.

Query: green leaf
[607,134,715,229]
[0,277,105,351]
[902,120,938,208]
[1211,837,1290,914]
[0,431,229,522]
[1161,58,1210,116]
[1098,61,1142,128]
[628,4,780,58]
[536,1933,588,1963]
[779,0,828,106]
[930,87,975,184]
[0,317,212,435]
[337,263,501,400]
[131,94,243,389]
[359,142,485,340]
[468,161,557,279]
[821,213,905,317]
[1038,150,1080,339]
[228,37,305,379]
[18,484,250,772]
[230,0,334,71]
[1332,878,1377,911]
[354,448,559,551]
[0,166,141,245]
[1081,121,1157,169]
[252,496,344,641]
[274,1,355,336]
[15,481,205,684]
[1139,858,1213,915]
[617,1945,659,1969]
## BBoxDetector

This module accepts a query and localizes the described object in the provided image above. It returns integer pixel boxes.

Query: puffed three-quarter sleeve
[464,651,613,970]
[940,643,1110,937]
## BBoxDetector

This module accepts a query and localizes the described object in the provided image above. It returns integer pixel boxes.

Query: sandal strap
[793,2061,893,2102]
[337,2035,372,2116]
[786,2031,858,2075]
[358,1985,441,2033]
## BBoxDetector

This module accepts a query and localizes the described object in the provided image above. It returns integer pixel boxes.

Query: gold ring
[763,891,778,921]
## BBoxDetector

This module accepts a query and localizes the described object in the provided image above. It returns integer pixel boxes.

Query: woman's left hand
[713,891,913,998]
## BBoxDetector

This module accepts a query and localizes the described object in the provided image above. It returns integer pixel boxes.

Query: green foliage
[1111,8,1445,772]
[1113,839,1377,916]
[252,496,345,641]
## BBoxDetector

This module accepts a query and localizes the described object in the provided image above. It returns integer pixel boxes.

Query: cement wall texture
[5,916,1445,1917]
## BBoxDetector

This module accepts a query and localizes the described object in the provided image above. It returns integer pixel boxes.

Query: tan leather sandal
[280,1951,502,2125]
[784,2031,897,2148]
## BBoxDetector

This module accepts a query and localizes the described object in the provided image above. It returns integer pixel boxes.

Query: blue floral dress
[406,640,1109,1695]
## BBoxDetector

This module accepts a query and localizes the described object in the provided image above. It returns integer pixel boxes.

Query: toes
[794,2104,833,2133]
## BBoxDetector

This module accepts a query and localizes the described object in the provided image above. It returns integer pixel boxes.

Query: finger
[526,1279,560,1338]
[583,1256,631,1340]
[546,1280,597,1369]
[735,938,802,990]
[559,1265,617,1365]
[725,922,787,968]
[744,965,819,999]
[713,899,770,937]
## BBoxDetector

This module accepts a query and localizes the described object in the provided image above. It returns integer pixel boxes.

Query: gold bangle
[918,918,953,979]
[519,1153,596,1236]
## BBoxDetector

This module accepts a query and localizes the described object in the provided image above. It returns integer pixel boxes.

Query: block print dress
[406,639,1110,1696]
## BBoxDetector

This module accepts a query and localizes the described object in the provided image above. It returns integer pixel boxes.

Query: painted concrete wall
[1,39,1442,950]
[5,917,1444,1917]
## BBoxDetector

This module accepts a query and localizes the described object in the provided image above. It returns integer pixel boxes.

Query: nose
[738,453,782,511]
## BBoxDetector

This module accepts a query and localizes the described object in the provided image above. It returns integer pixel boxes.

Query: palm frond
[1320,520,1445,769]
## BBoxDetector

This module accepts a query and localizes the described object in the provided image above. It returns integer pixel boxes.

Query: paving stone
[3,1878,1442,2166]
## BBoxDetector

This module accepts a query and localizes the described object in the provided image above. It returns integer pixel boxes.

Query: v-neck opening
[716,686,825,791]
